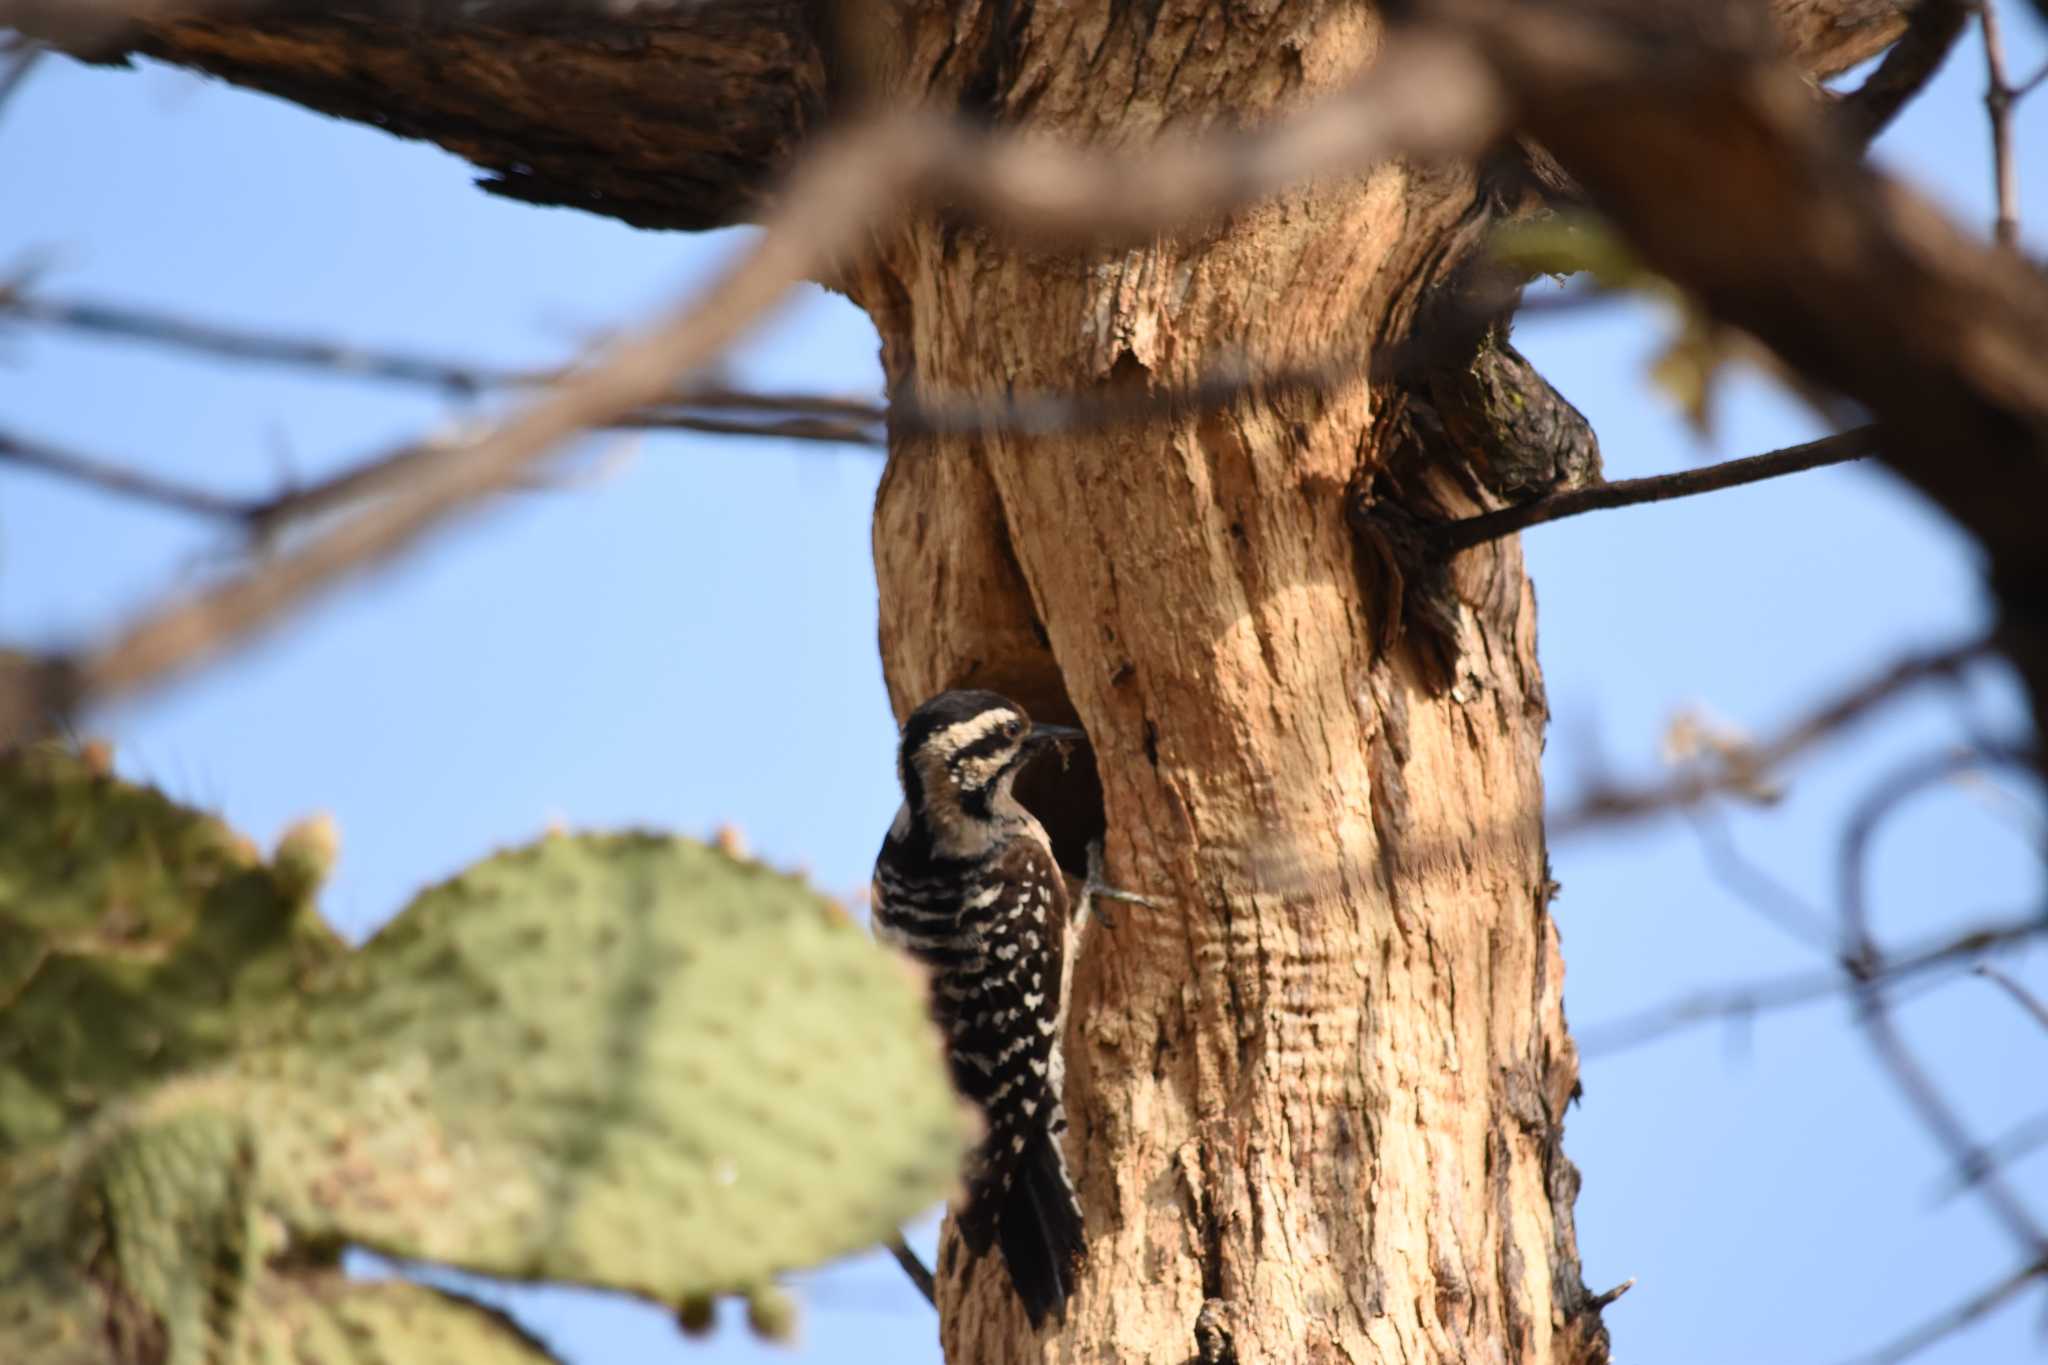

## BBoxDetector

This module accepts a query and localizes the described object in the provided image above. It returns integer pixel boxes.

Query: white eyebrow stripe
[928,711,1013,757]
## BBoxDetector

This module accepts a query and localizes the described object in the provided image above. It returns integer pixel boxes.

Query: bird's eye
[1004,719,1023,739]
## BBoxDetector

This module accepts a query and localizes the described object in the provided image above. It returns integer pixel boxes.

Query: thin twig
[1835,1256,2047,1365]
[1835,0,1971,147]
[1975,963,2048,1034]
[0,427,257,520]
[1554,637,1992,834]
[0,287,888,439]
[1980,0,2023,248]
[883,1233,936,1308]
[1684,804,1838,952]
[1937,1109,2048,1200]
[0,38,43,114]
[1578,906,2048,1054]
[1434,426,1878,553]
[1840,745,2048,1256]
[608,411,879,445]
[0,289,552,393]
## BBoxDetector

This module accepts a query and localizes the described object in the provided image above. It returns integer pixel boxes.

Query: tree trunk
[853,6,1594,1361]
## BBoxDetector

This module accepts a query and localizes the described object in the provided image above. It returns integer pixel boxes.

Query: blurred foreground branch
[0,120,918,742]
[0,37,1506,741]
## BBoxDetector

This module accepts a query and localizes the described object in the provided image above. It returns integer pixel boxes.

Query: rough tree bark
[8,2,1967,1363]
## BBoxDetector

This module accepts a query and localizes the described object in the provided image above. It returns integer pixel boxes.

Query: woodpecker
[871,689,1087,1327]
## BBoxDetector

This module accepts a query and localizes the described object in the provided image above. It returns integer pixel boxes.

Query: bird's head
[896,689,1082,829]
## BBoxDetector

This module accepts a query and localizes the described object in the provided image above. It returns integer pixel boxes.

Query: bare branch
[1578,906,2048,1054]
[1938,1109,2048,1200]
[1834,0,1971,147]
[1975,963,2048,1034]
[613,411,879,446]
[1836,1256,2047,1365]
[1979,0,2024,249]
[1840,746,2048,1256]
[0,36,43,114]
[1838,746,2039,960]
[0,426,257,521]
[0,287,550,394]
[0,286,889,441]
[1855,993,2047,1252]
[884,1234,936,1308]
[1434,426,1877,554]
[1554,638,1993,834]
[1684,804,1838,952]
[0,117,927,739]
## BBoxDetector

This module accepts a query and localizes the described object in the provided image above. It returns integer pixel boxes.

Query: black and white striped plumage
[872,690,1086,1327]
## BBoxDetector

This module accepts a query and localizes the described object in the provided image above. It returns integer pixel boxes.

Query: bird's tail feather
[992,1129,1086,1328]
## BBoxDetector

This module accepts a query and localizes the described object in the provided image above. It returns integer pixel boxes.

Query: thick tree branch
[3,0,1912,234]
[1833,0,1970,146]
[5,0,830,231]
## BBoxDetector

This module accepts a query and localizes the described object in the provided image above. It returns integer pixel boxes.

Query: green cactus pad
[231,1276,566,1365]
[2,760,969,1362]
[246,832,969,1299]
[0,1119,562,1365]
[0,745,345,1153]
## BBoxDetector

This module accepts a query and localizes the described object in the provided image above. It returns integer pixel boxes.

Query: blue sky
[3,16,2046,1363]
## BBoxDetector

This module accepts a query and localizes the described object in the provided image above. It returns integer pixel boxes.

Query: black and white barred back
[872,690,1086,1328]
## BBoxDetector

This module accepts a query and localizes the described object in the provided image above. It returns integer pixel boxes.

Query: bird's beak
[1023,723,1086,756]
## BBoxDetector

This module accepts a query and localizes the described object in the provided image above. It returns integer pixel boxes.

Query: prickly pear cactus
[0,745,346,1154]
[0,746,971,1363]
